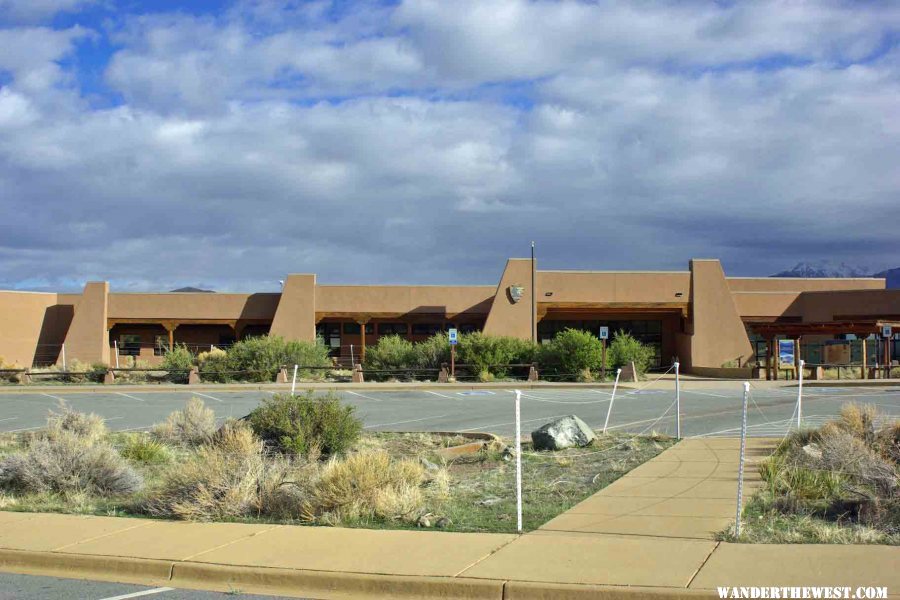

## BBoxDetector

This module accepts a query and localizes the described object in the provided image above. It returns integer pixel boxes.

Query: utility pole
[531,241,536,344]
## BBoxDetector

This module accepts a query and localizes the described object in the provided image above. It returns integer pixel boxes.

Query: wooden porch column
[887,336,893,376]
[772,337,778,381]
[766,338,773,381]
[162,320,178,350]
[794,337,801,380]
[357,320,369,363]
[861,337,867,380]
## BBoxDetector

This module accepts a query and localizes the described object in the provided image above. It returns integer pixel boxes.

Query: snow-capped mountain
[771,261,898,288]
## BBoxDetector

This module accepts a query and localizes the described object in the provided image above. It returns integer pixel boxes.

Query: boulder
[531,415,596,451]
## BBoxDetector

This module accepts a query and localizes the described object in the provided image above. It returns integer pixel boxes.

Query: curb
[0,547,722,599]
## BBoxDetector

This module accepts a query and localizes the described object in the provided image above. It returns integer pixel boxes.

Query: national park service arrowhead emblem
[508,284,525,304]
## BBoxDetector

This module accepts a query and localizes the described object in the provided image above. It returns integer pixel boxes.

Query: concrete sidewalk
[1,439,898,599]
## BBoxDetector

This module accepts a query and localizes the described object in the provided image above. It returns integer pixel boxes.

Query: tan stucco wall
[797,289,900,322]
[732,292,805,319]
[315,285,494,316]
[537,271,690,303]
[689,260,754,368]
[109,293,279,320]
[0,291,72,367]
[270,274,317,341]
[727,277,884,292]
[482,259,535,340]
[62,282,110,365]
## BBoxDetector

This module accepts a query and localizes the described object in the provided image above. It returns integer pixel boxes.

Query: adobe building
[1,258,898,375]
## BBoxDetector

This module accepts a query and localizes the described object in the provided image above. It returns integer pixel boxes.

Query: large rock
[531,415,596,451]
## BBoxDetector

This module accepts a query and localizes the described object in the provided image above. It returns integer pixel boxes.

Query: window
[377,323,408,335]
[315,323,342,352]
[412,323,443,335]
[458,323,481,333]
[118,334,142,356]
[342,322,374,335]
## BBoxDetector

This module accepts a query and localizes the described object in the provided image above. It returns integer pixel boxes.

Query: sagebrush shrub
[197,347,230,383]
[152,398,217,446]
[607,331,655,375]
[364,335,417,380]
[248,392,362,459]
[161,345,195,383]
[457,332,536,378]
[46,410,107,443]
[0,431,142,496]
[223,336,330,382]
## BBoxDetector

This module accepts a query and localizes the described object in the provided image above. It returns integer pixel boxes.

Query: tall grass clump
[120,435,171,465]
[151,398,217,446]
[248,392,362,459]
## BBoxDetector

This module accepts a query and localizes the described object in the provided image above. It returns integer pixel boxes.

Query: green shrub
[456,332,536,378]
[248,392,362,459]
[414,333,451,371]
[47,410,107,443]
[161,344,195,383]
[197,347,230,383]
[538,328,604,381]
[151,398,217,446]
[364,335,417,380]
[224,336,330,382]
[607,331,655,375]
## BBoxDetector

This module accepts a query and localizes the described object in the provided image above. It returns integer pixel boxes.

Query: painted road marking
[457,390,495,396]
[98,587,175,600]
[424,390,455,399]
[365,414,449,429]
[345,390,382,402]
[684,389,731,398]
[459,413,569,433]
[0,417,18,423]
[189,391,223,403]
[40,393,66,403]
[114,392,144,402]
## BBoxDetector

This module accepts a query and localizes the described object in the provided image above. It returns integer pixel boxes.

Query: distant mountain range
[772,261,899,289]
[169,286,215,293]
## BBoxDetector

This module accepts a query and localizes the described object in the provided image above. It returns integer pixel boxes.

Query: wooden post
[450,343,456,379]
[887,336,892,377]
[357,320,368,363]
[794,337,801,380]
[766,338,772,381]
[861,337,867,380]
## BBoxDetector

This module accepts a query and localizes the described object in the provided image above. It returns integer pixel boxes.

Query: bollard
[352,364,365,383]
[103,369,115,385]
[438,365,449,383]
[514,390,523,533]
[188,367,201,385]
[602,368,622,434]
[275,368,289,384]
[528,364,539,382]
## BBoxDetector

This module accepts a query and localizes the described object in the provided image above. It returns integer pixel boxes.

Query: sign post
[599,326,609,380]
[448,328,458,379]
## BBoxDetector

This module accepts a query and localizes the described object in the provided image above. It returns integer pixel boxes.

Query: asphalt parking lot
[2,384,899,439]
[0,571,303,600]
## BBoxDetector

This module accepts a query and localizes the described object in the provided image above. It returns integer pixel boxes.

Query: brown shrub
[151,398,217,446]
[837,404,878,444]
[46,410,107,443]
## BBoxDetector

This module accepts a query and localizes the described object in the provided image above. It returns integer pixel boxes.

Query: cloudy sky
[1,0,898,292]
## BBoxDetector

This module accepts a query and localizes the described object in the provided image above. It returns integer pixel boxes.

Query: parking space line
[189,391,223,403]
[684,390,730,398]
[114,392,144,402]
[459,413,569,433]
[0,417,18,423]
[40,392,66,403]
[97,587,175,600]
[345,390,382,402]
[365,414,448,429]
[424,390,455,399]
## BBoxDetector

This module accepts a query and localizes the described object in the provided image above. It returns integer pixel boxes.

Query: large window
[342,323,374,335]
[118,334,142,356]
[412,323,444,335]
[377,323,408,335]
[315,323,342,350]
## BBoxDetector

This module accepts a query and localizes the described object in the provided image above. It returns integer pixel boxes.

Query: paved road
[2,384,899,438]
[0,571,305,600]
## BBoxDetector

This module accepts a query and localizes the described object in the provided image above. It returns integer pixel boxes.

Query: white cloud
[0,0,898,290]
[0,0,96,24]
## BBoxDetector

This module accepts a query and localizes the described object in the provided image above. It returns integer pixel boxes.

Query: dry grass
[46,410,107,443]
[151,398,217,446]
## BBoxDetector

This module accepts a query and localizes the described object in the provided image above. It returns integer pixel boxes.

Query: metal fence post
[796,359,804,429]
[735,381,750,538]
[602,368,622,434]
[291,364,298,395]
[675,361,681,439]
[514,389,523,534]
